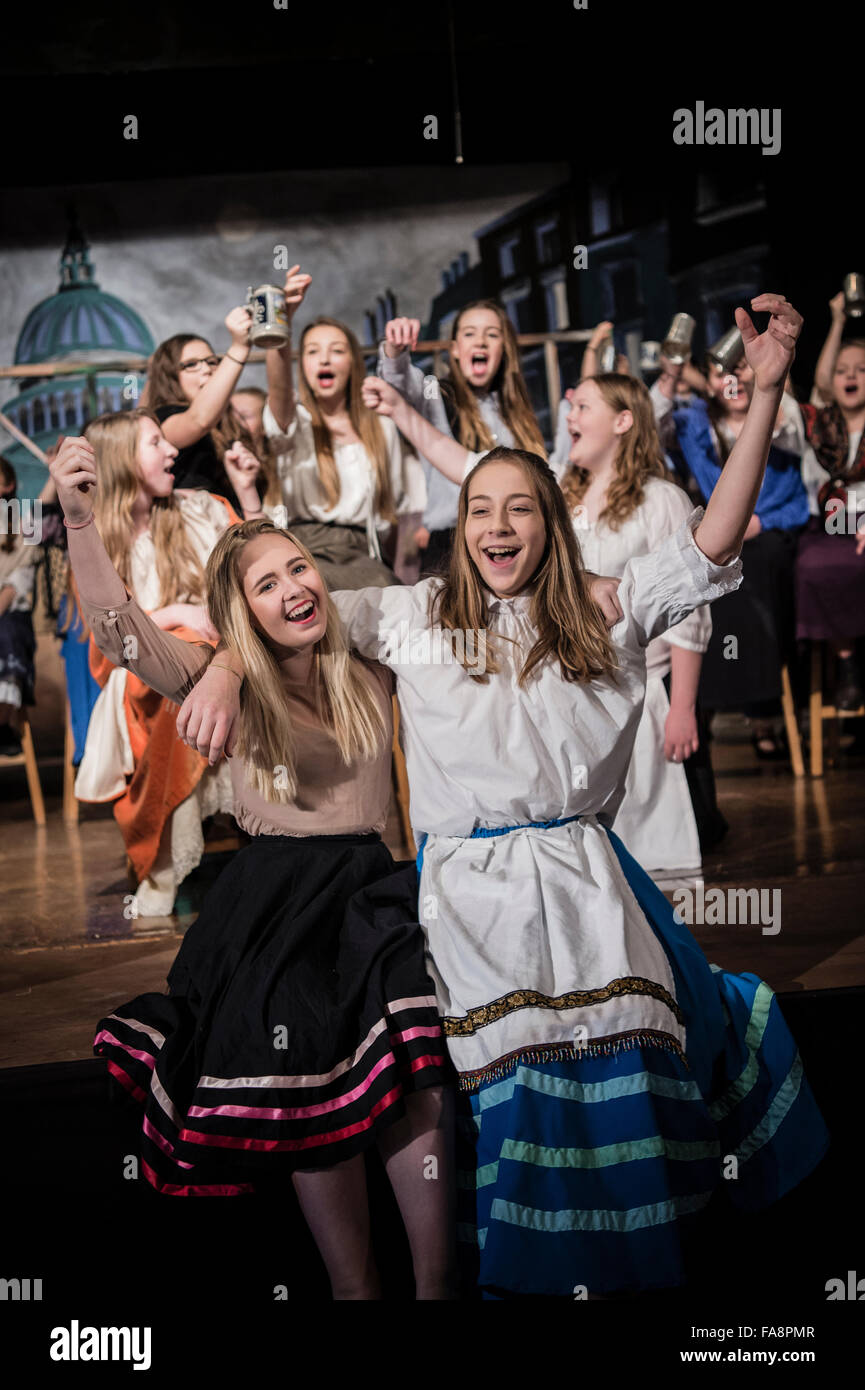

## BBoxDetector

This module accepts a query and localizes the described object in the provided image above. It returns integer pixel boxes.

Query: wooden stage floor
[1,715,864,1069]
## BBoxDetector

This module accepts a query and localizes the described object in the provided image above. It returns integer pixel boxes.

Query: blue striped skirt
[419,824,830,1297]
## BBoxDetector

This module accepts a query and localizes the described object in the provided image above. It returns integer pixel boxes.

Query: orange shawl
[81,492,241,885]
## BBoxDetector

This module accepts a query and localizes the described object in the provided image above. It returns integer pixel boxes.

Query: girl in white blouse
[179,296,828,1299]
[560,373,725,879]
[263,267,426,589]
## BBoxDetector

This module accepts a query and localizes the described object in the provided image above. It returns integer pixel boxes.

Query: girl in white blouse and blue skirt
[262,268,426,590]
[183,295,829,1299]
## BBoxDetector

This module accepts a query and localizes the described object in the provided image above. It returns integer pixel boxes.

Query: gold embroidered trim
[456,1030,688,1093]
[442,976,684,1037]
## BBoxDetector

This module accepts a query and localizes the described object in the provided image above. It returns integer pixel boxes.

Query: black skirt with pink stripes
[93,833,450,1195]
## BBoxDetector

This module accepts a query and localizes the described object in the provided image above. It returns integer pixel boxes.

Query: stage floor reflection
[1,714,864,1068]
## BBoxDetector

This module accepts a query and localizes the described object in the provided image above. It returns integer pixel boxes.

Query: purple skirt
[795,521,865,642]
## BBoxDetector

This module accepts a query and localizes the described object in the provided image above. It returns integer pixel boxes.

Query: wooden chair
[806,641,865,777]
[780,664,806,778]
[391,695,415,858]
[63,699,79,822]
[0,711,46,825]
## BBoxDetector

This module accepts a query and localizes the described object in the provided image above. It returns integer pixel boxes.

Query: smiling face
[136,417,178,498]
[452,307,505,391]
[301,325,352,403]
[464,460,546,597]
[176,339,218,403]
[566,379,632,471]
[707,355,753,414]
[833,344,865,412]
[236,533,328,655]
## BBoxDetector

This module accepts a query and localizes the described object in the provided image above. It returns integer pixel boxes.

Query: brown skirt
[287,521,401,591]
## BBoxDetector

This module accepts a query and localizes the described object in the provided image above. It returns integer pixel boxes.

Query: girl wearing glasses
[144,308,278,519]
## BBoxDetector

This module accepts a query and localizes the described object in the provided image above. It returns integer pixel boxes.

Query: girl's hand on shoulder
[586,573,624,628]
[664,706,699,763]
[361,376,401,416]
[177,660,242,763]
[49,435,97,524]
[738,295,802,392]
[384,317,420,358]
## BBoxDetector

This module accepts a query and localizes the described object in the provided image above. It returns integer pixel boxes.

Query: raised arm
[158,307,254,448]
[49,437,215,704]
[361,376,470,485]
[377,317,454,430]
[814,291,846,405]
[693,295,801,566]
[265,265,312,433]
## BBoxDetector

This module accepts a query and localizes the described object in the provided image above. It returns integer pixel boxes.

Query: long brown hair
[434,447,617,686]
[205,518,388,801]
[561,374,666,529]
[142,333,261,474]
[445,300,546,455]
[83,409,209,605]
[298,316,396,523]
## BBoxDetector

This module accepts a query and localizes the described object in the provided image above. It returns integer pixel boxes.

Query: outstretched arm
[693,295,801,566]
[158,307,253,448]
[361,376,471,485]
[814,292,846,405]
[49,437,215,704]
[265,265,312,433]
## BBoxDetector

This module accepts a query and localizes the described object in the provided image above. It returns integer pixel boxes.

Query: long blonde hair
[83,409,208,605]
[434,447,617,686]
[561,374,666,530]
[298,316,396,523]
[445,300,546,455]
[205,518,388,802]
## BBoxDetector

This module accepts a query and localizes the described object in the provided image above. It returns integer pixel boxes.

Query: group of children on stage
[3,267,841,1298]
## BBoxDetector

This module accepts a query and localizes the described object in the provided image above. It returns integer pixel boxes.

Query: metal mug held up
[246,284,291,348]
[707,325,745,375]
[661,312,696,366]
[844,272,865,319]
[639,340,662,371]
[595,332,617,373]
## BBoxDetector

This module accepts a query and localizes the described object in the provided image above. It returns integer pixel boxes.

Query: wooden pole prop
[0,409,48,463]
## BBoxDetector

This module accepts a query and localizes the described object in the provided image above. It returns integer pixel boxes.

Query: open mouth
[469,351,489,376]
[483,544,522,568]
[843,382,859,395]
[285,599,317,625]
[317,370,335,387]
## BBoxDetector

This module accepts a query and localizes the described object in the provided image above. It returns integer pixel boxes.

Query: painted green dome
[14,240,154,365]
